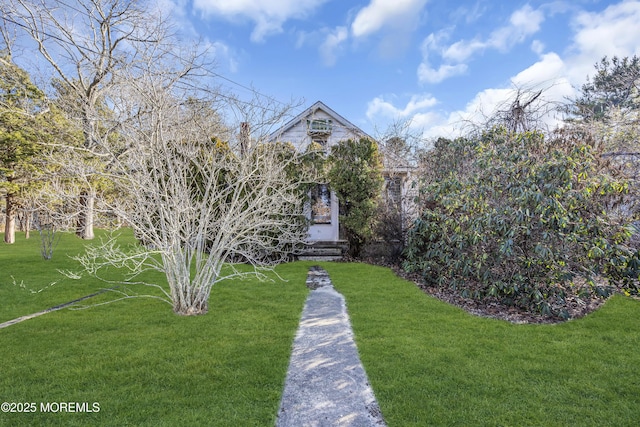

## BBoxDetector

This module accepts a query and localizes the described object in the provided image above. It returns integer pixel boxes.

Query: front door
[308,183,338,241]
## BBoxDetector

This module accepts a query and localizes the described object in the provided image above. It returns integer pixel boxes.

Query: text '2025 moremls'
[1,401,101,413]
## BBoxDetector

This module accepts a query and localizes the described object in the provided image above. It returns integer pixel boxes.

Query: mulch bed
[414,280,606,324]
[361,257,607,324]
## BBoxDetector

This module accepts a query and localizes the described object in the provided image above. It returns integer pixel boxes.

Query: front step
[297,241,347,261]
[297,255,343,262]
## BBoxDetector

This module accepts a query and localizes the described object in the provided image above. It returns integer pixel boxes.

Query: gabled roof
[267,100,373,142]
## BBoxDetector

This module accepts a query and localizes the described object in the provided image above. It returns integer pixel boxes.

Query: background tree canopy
[0,55,76,244]
[571,55,640,123]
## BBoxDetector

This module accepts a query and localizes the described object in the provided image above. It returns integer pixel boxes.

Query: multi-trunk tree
[74,92,309,315]
[4,0,309,315]
[62,32,309,315]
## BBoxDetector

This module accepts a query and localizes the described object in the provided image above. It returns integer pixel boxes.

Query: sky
[89,0,640,141]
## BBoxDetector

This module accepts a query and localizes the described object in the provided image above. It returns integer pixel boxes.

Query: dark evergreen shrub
[404,128,638,316]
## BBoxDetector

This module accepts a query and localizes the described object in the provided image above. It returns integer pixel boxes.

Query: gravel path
[276,267,386,427]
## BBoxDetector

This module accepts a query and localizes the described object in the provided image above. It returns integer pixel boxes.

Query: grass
[0,230,309,426]
[2,232,640,426]
[0,231,116,324]
[321,262,640,427]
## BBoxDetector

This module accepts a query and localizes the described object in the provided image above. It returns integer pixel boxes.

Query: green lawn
[0,231,115,324]
[0,231,309,426]
[322,262,640,427]
[2,232,640,426]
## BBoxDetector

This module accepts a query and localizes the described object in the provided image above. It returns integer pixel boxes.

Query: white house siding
[269,101,419,245]
[268,102,369,243]
[274,111,364,153]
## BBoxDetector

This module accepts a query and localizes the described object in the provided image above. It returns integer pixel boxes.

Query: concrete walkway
[276,267,386,427]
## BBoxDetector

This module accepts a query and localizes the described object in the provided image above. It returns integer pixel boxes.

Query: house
[268,101,416,257]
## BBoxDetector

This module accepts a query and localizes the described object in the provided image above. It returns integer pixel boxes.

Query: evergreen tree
[572,55,640,122]
[0,55,48,243]
[327,138,383,257]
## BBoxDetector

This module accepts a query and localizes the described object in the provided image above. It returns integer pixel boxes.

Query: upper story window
[307,119,333,135]
[316,136,328,147]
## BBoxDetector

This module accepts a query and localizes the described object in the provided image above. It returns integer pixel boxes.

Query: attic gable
[268,101,371,143]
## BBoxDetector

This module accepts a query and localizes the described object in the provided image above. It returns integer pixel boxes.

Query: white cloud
[443,4,544,62]
[193,0,329,42]
[531,40,545,56]
[511,52,565,88]
[366,95,450,138]
[420,29,451,56]
[151,0,240,73]
[206,41,240,73]
[572,0,640,55]
[320,26,349,66]
[377,2,640,140]
[418,29,469,82]
[417,62,467,84]
[367,94,438,120]
[440,3,640,137]
[367,97,400,119]
[567,1,640,83]
[499,4,545,47]
[418,4,544,85]
[450,1,486,24]
[438,54,574,137]
[374,52,575,139]
[351,0,429,38]
[441,39,485,63]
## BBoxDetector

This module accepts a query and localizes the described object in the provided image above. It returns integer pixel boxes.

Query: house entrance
[308,184,338,241]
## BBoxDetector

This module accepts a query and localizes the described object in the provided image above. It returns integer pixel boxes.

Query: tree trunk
[4,193,16,244]
[174,303,209,316]
[169,272,210,316]
[24,211,30,239]
[76,190,95,240]
[172,287,210,316]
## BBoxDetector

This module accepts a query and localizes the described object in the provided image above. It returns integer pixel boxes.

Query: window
[311,137,328,151]
[307,119,332,135]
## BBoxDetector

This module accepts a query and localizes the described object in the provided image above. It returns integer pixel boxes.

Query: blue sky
[162,0,640,139]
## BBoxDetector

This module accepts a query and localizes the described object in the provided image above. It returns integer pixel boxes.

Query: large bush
[404,128,638,317]
[327,138,383,257]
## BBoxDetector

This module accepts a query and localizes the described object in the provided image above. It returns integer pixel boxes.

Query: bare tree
[64,44,309,315]
[1,0,166,239]
[485,87,560,134]
[370,119,423,259]
[4,0,309,315]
